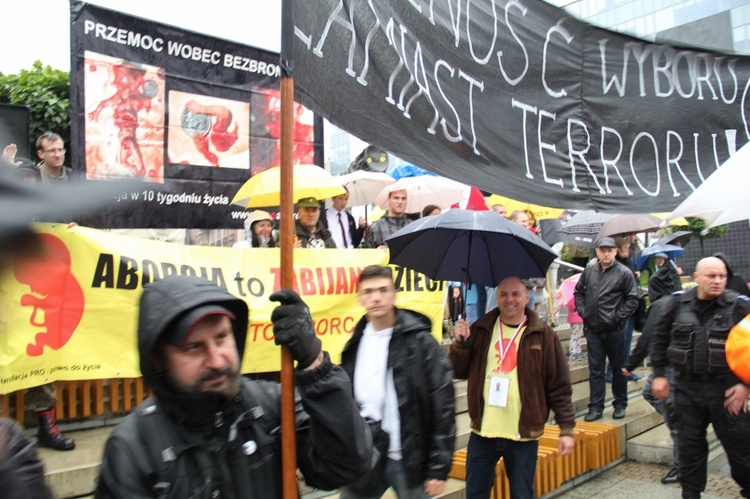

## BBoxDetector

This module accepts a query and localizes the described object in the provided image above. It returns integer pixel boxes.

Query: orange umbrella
[727,314,750,384]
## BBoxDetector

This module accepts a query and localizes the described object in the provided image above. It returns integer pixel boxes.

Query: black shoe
[37,408,75,451]
[584,409,603,421]
[661,467,679,484]
[612,408,626,419]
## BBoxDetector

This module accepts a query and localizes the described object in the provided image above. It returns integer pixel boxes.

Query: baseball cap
[595,237,617,248]
[654,252,668,259]
[162,304,236,346]
[297,197,320,208]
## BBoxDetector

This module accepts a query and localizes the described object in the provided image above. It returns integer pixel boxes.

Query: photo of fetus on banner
[84,52,165,181]
[168,90,250,169]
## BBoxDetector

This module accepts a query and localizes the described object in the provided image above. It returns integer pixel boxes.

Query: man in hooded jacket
[95,275,373,498]
[339,265,455,498]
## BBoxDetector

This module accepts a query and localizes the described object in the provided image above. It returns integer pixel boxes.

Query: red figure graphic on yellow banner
[13,234,84,356]
[493,338,518,374]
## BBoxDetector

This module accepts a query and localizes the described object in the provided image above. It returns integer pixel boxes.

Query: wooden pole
[279,1,297,497]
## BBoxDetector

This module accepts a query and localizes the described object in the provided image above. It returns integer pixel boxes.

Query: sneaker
[583,409,603,422]
[661,467,679,484]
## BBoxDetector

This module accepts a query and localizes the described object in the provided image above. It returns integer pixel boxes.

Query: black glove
[269,289,322,369]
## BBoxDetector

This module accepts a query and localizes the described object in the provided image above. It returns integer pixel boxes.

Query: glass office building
[556,0,750,54]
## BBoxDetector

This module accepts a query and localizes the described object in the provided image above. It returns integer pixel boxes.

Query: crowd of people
[2,138,750,499]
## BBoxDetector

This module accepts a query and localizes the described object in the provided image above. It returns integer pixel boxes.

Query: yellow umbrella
[651,212,689,226]
[231,164,346,208]
[486,194,564,220]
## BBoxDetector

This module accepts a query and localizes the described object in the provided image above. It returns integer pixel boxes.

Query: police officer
[650,256,750,499]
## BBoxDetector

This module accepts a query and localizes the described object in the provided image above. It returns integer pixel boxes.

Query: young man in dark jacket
[450,276,575,499]
[339,265,455,498]
[95,275,373,498]
[574,237,639,421]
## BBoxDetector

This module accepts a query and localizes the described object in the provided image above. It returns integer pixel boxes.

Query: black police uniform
[651,287,750,498]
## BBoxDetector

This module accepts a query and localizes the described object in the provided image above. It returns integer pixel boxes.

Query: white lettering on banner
[292,1,750,204]
[83,19,164,53]
[599,127,633,195]
[497,1,529,86]
[598,39,743,102]
[167,41,221,64]
[222,54,281,76]
[542,22,574,98]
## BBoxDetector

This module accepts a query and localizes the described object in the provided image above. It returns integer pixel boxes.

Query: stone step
[39,425,113,499]
[627,421,727,472]
[44,331,661,499]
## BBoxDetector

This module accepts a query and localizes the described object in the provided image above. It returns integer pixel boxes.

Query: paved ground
[555,460,740,498]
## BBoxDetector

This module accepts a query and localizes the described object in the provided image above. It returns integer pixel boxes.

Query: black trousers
[675,376,750,498]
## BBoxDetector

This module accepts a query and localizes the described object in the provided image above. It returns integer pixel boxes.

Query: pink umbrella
[555,273,582,323]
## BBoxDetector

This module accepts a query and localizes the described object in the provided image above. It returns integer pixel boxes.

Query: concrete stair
[37,323,720,498]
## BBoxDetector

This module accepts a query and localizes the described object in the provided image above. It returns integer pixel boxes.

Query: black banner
[70,1,321,228]
[293,0,750,213]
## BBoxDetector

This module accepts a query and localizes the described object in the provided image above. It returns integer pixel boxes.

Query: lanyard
[498,316,526,363]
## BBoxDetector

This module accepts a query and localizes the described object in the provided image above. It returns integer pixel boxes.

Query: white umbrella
[335,170,395,206]
[373,175,466,214]
[667,142,750,228]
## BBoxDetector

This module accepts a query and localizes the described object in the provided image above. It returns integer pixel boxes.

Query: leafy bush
[0,61,70,155]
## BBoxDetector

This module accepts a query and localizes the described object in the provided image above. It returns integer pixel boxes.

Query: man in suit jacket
[323,190,365,248]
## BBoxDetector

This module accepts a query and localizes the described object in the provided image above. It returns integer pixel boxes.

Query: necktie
[338,212,348,248]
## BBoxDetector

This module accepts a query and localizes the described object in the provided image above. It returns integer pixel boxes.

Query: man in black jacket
[650,257,750,499]
[95,275,373,498]
[340,265,455,498]
[574,237,639,421]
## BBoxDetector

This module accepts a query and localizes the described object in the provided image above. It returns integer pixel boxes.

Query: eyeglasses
[43,148,66,154]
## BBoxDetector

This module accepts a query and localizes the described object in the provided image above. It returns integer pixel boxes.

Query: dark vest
[668,290,739,377]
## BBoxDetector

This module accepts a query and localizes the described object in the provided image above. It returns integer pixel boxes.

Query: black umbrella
[0,170,151,249]
[596,213,664,239]
[654,230,692,248]
[385,209,557,287]
[557,210,618,247]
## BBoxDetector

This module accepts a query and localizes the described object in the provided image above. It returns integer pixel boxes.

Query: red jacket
[449,307,575,438]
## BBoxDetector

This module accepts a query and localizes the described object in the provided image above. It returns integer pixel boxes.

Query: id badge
[488,376,510,407]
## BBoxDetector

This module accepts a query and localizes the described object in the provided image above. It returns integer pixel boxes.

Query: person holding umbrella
[450,277,575,499]
[233,210,279,248]
[362,189,411,248]
[648,252,682,302]
[322,189,365,249]
[294,197,336,249]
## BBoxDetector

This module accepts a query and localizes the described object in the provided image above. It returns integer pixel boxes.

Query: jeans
[606,315,635,377]
[675,377,750,498]
[465,432,539,499]
[585,327,627,411]
[642,368,679,468]
[339,458,428,499]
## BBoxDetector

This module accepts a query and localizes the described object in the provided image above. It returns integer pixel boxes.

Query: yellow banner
[0,224,446,393]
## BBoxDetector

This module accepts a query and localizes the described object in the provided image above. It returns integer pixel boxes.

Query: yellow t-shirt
[474,318,534,441]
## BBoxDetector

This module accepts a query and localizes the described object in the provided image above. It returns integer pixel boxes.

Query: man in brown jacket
[450,277,575,499]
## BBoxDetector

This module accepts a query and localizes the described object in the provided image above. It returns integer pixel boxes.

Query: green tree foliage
[0,60,70,155]
[685,217,728,257]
